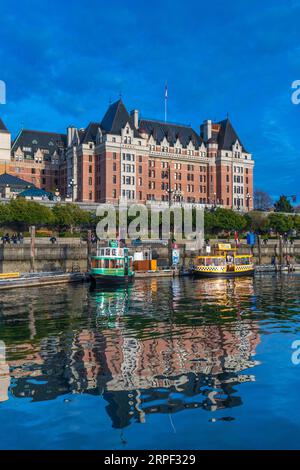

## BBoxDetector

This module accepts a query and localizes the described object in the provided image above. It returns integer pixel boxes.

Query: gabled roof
[0,173,34,189]
[217,118,248,153]
[80,122,102,144]
[0,118,9,133]
[12,129,67,159]
[101,99,138,136]
[19,187,52,198]
[139,119,202,148]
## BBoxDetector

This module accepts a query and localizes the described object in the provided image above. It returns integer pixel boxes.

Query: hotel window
[89,192,93,200]
[89,165,92,173]
[113,163,117,171]
[139,166,142,174]
[31,168,36,174]
[138,177,142,186]
[226,175,229,182]
[139,191,142,200]
[113,152,117,160]
[112,137,116,143]
[89,177,92,185]
[89,155,93,162]
[113,175,116,184]
[112,189,117,198]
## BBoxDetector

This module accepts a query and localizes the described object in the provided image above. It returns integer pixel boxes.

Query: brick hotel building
[0,100,254,209]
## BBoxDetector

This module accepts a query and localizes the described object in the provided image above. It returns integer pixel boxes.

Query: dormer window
[32,140,38,145]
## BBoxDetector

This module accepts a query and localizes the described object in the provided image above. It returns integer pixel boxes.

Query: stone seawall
[0,243,88,273]
[1,238,300,274]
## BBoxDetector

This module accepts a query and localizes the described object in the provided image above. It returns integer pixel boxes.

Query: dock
[0,272,87,290]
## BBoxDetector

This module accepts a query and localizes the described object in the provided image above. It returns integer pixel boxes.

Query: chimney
[67,126,76,147]
[202,120,212,142]
[130,109,139,129]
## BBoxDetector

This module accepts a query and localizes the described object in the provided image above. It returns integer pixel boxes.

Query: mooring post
[258,234,262,266]
[279,235,283,271]
[30,226,36,272]
[87,230,92,272]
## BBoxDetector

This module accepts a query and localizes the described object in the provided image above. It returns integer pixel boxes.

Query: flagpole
[165,83,168,122]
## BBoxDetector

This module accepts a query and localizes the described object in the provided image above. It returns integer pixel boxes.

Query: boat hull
[193,269,255,279]
[89,273,134,286]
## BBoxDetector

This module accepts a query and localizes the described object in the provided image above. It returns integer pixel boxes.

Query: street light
[246,192,252,212]
[68,178,77,202]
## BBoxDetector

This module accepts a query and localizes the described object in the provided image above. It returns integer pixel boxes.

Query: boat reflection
[1,278,260,429]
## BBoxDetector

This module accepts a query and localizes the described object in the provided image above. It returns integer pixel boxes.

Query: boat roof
[198,254,252,259]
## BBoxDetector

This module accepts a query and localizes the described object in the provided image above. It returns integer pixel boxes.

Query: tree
[244,211,269,234]
[274,195,294,213]
[267,213,294,234]
[204,208,246,234]
[254,189,273,211]
[6,198,54,229]
[0,203,10,225]
[52,203,90,232]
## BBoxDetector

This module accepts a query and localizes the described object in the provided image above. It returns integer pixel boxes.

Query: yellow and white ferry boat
[193,243,254,278]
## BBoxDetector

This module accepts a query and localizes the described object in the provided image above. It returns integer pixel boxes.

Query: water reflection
[2,275,292,431]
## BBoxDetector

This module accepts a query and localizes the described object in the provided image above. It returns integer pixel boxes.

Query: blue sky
[0,0,299,199]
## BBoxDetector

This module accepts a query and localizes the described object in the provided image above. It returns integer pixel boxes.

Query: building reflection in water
[0,278,260,429]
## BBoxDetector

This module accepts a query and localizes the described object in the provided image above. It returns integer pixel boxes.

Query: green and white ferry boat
[89,240,134,286]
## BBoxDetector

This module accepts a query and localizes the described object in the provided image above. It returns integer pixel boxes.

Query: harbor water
[0,274,300,449]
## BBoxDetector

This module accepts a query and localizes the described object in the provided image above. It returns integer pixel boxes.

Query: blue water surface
[0,274,300,449]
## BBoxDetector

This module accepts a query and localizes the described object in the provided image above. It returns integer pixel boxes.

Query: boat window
[100,249,104,256]
[112,249,117,257]
[235,257,250,265]
[105,248,110,256]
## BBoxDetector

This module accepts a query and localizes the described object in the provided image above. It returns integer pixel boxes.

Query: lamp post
[68,179,77,202]
[246,192,252,212]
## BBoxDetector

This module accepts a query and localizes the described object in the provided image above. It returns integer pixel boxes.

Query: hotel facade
[0,100,254,210]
